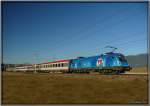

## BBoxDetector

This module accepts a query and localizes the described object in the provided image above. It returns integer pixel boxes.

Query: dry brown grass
[129,67,148,73]
[2,71,148,104]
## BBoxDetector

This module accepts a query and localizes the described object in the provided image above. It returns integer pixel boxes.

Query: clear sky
[3,2,148,64]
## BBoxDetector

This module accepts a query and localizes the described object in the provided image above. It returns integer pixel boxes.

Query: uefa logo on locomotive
[96,58,103,66]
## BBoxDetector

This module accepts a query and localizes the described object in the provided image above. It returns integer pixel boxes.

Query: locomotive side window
[61,63,64,67]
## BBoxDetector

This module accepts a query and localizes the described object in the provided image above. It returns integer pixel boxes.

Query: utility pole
[34,64,37,73]
[33,52,38,73]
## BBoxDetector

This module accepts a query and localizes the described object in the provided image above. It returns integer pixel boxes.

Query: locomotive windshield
[118,55,127,62]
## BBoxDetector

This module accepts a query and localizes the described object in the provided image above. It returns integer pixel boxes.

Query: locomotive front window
[118,56,126,62]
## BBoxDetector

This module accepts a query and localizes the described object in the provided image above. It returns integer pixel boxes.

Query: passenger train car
[36,60,69,73]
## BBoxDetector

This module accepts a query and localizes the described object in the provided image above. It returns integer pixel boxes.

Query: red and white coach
[40,59,70,73]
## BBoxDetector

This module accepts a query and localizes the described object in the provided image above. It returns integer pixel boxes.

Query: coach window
[64,63,67,67]
[61,63,64,67]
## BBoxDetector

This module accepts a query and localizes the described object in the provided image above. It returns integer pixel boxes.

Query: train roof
[103,52,124,56]
[74,52,125,59]
[42,59,70,64]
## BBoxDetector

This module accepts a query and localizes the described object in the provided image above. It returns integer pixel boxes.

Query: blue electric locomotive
[69,52,132,74]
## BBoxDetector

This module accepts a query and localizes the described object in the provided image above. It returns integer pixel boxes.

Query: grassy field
[129,67,148,73]
[2,69,148,104]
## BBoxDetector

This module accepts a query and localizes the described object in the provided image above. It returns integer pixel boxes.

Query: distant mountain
[125,53,148,67]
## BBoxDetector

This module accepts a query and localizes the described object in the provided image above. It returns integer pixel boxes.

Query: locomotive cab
[101,52,132,73]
